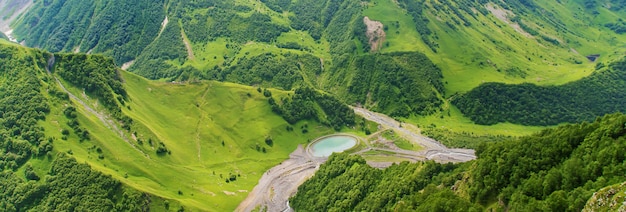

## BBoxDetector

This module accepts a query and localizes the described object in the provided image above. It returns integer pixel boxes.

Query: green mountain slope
[291,112,626,211]
[453,58,626,125]
[0,41,359,210]
[0,0,625,210]
[12,0,164,63]
[5,0,626,129]
[0,41,168,211]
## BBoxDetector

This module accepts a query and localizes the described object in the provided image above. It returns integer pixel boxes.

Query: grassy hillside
[0,41,345,210]
[50,70,336,210]
[453,56,626,126]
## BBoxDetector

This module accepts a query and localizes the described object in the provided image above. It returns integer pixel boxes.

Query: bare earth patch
[121,60,135,70]
[223,191,236,196]
[485,3,532,38]
[363,16,386,52]
[237,107,476,212]
[182,32,195,60]
[158,16,169,37]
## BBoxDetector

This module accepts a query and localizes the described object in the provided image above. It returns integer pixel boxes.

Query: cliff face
[584,182,626,212]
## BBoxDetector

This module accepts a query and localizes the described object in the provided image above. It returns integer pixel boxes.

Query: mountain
[1,0,626,211]
[5,0,626,126]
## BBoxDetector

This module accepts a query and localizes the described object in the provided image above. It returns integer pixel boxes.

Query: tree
[265,137,273,147]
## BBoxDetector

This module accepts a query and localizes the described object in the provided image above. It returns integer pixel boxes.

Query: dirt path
[46,55,149,158]
[158,16,169,37]
[181,30,195,60]
[193,85,212,162]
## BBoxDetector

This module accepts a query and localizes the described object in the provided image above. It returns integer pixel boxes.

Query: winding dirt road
[353,107,476,163]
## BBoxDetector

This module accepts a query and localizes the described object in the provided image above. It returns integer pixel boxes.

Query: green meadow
[42,71,334,211]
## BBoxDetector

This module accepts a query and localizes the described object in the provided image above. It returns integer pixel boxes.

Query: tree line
[0,154,152,211]
[454,58,626,126]
[268,87,355,131]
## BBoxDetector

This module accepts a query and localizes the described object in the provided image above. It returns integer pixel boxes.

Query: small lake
[311,135,357,157]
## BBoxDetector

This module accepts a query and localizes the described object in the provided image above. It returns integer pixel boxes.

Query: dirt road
[353,107,476,163]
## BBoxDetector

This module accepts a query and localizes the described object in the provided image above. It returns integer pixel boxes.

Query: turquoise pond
[311,135,357,157]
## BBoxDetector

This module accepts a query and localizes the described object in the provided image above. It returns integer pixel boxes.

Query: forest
[454,59,626,126]
[214,53,321,90]
[0,154,152,211]
[0,44,50,170]
[335,52,445,117]
[291,113,626,211]
[0,43,155,211]
[268,87,355,131]
[12,0,164,65]
[53,53,134,130]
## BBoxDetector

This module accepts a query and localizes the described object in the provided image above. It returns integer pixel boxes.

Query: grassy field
[42,71,335,211]
[407,104,547,137]
[379,130,423,151]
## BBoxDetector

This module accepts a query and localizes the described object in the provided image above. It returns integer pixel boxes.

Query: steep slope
[8,0,625,88]
[0,41,167,211]
[12,0,164,63]
[291,112,626,211]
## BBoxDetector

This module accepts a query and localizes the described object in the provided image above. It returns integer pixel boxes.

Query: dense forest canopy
[13,0,164,64]
[337,52,445,117]
[1,155,152,211]
[268,87,356,130]
[0,44,50,170]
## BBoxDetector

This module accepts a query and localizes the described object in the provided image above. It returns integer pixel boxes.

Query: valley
[0,0,625,211]
[238,107,477,212]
